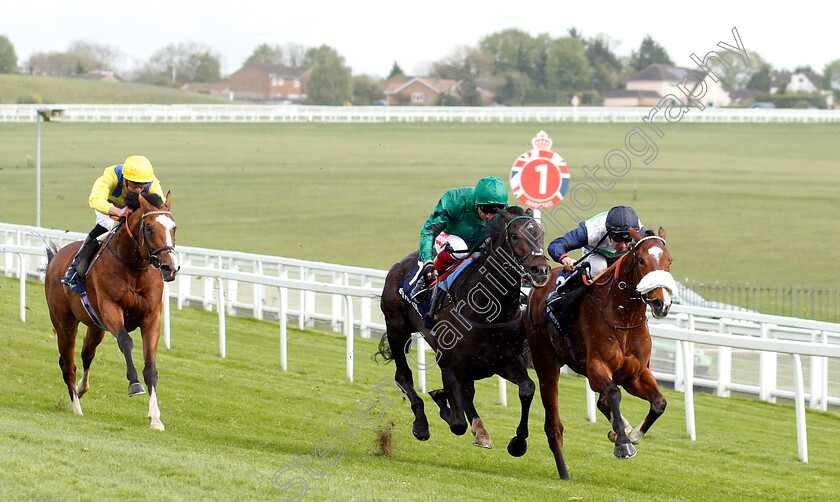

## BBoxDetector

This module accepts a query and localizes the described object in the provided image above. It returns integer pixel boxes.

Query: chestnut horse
[524,227,677,479]
[44,193,179,430]
[377,207,550,454]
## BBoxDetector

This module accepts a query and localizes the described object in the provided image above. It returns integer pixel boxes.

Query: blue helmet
[605,206,642,235]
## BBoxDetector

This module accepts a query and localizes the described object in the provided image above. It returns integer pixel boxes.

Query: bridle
[501,215,547,280]
[585,234,668,330]
[124,209,176,269]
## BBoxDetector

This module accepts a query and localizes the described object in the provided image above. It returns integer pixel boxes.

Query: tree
[304,45,352,105]
[387,62,404,79]
[27,51,102,76]
[478,29,536,77]
[67,40,122,71]
[0,35,17,73]
[245,44,284,65]
[351,75,383,105]
[586,35,624,95]
[631,35,673,71]
[823,59,840,92]
[545,37,592,91]
[135,42,221,86]
[489,71,531,105]
[707,50,770,93]
[746,63,772,92]
[188,52,222,83]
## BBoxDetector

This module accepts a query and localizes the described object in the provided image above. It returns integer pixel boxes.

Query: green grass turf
[0,74,234,105]
[2,275,840,500]
[1,121,838,290]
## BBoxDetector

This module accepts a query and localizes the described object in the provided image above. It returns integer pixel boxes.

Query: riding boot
[61,235,101,291]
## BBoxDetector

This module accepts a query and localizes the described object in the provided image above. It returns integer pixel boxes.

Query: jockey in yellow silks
[61,155,164,292]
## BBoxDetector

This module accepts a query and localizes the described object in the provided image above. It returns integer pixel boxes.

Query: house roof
[182,82,230,92]
[606,89,661,99]
[384,76,459,95]
[382,74,410,94]
[771,70,821,89]
[628,63,706,83]
[252,64,311,79]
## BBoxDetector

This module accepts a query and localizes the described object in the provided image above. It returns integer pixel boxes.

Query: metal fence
[682,279,840,323]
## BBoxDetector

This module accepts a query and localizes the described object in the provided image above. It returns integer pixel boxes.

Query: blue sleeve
[547,222,588,262]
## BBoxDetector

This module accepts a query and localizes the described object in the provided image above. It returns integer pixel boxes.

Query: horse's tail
[44,239,59,264]
[372,333,394,364]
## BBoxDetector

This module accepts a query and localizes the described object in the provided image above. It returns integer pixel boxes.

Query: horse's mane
[485,206,528,241]
[123,191,163,210]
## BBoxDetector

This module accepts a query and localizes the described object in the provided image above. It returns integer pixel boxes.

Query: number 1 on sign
[536,165,547,194]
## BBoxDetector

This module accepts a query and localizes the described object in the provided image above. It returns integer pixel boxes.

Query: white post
[203,276,214,311]
[585,378,597,422]
[18,254,25,322]
[682,340,696,441]
[417,335,426,393]
[345,295,354,381]
[759,323,777,403]
[499,376,507,407]
[162,282,171,349]
[331,272,342,332]
[218,278,226,358]
[35,112,42,228]
[227,260,237,315]
[717,319,731,397]
[810,330,827,411]
[298,266,306,330]
[177,253,187,309]
[792,354,808,462]
[253,260,263,320]
[360,277,372,338]
[279,286,288,371]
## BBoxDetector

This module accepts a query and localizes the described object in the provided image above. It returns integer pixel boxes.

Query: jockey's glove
[422,261,437,281]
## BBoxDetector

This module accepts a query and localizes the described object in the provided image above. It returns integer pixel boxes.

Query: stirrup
[410,278,428,301]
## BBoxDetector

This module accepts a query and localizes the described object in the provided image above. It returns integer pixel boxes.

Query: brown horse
[524,227,676,479]
[44,192,179,430]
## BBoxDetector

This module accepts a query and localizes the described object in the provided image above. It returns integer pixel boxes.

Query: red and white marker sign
[509,131,570,210]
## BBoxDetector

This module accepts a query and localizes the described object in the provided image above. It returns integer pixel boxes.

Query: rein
[107,209,175,271]
[447,214,543,329]
[581,234,668,330]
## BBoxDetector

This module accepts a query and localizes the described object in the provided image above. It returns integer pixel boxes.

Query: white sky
[3,1,837,78]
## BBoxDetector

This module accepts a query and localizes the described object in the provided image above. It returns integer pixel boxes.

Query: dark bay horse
[44,193,179,430]
[524,227,677,479]
[377,207,551,454]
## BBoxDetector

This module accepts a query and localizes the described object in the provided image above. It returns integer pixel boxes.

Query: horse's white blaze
[662,288,672,307]
[148,388,165,430]
[154,214,178,268]
[647,246,664,260]
[637,270,678,296]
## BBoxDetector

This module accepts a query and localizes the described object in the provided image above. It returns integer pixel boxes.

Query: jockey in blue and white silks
[548,205,643,283]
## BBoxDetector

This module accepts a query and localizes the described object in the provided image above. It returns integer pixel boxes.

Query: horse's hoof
[507,436,527,457]
[128,382,146,396]
[473,436,493,449]
[614,442,637,459]
[412,423,430,441]
[150,422,165,431]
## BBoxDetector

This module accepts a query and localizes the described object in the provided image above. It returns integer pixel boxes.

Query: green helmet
[474,176,508,206]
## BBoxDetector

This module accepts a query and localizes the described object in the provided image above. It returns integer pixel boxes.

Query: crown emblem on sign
[531,130,553,151]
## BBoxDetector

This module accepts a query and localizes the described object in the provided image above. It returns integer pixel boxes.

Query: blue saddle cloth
[541,272,585,373]
[76,277,107,330]
[398,258,474,329]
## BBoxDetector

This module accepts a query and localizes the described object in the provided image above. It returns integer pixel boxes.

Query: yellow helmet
[122,155,154,183]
